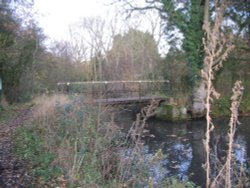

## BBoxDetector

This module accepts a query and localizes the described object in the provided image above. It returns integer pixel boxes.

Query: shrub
[14,127,62,184]
[212,96,231,117]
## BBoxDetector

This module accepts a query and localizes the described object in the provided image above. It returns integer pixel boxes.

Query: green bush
[161,177,198,188]
[240,95,250,114]
[14,127,62,182]
[212,96,231,117]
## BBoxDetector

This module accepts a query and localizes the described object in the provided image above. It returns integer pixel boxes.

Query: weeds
[13,93,196,187]
[12,94,159,187]
[202,0,248,187]
[14,127,61,184]
[11,92,249,187]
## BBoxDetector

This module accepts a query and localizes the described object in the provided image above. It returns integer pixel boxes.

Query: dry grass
[17,93,189,187]
[28,94,130,185]
[54,139,74,172]
[32,94,70,120]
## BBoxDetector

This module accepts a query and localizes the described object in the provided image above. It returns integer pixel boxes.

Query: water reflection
[145,120,205,186]
[116,111,250,187]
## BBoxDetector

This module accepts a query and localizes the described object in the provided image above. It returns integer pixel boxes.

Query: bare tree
[67,27,88,64]
[68,16,120,81]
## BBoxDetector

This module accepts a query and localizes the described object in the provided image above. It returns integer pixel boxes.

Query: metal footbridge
[57,80,169,104]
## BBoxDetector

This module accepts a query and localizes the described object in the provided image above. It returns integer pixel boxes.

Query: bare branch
[115,0,164,19]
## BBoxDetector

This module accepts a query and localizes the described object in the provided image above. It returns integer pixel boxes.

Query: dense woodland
[0,0,250,187]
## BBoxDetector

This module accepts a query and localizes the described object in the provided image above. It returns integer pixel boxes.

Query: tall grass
[13,94,199,187]
[13,94,166,187]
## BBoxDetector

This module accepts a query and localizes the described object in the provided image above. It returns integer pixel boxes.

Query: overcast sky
[33,0,169,55]
[34,0,113,40]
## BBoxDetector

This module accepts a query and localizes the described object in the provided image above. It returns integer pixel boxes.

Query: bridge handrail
[57,80,169,86]
[57,80,170,102]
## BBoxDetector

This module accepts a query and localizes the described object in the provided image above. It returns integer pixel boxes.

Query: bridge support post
[139,81,141,101]
[122,81,125,97]
[92,82,94,97]
[66,82,70,93]
[105,81,108,102]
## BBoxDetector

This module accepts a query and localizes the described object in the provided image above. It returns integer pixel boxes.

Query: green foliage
[10,95,200,187]
[0,105,19,124]
[161,177,198,188]
[227,0,250,40]
[212,96,231,117]
[13,96,116,186]
[162,0,205,86]
[0,4,18,102]
[162,50,191,94]
[0,1,45,103]
[213,37,250,116]
[240,95,250,114]
[14,126,61,182]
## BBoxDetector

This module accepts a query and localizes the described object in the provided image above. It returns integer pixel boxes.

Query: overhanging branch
[116,0,164,18]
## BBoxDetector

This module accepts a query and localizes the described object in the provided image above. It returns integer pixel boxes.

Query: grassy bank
[12,94,195,187]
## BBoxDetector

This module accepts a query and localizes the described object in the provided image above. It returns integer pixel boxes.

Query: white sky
[33,0,169,56]
[34,0,113,40]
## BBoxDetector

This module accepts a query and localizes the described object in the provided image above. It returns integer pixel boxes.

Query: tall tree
[69,17,116,81]
[105,29,161,80]
[119,0,207,115]
[229,0,250,46]
[118,0,247,116]
[163,0,205,84]
[119,0,206,83]
[0,0,43,102]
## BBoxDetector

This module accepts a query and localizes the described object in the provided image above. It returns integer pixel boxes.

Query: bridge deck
[94,96,168,104]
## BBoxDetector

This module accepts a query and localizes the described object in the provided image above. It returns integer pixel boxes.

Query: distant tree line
[0,0,249,109]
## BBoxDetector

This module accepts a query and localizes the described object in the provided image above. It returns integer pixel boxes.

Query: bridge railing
[57,80,170,100]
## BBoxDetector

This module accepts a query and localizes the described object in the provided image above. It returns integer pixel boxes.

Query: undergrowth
[212,92,250,117]
[0,104,22,124]
[13,94,196,187]
[14,127,61,185]
[212,96,231,117]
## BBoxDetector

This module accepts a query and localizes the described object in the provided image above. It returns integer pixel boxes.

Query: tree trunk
[203,0,209,26]
[191,79,207,118]
[191,0,210,118]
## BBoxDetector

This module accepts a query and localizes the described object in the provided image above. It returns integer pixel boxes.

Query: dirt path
[0,107,33,188]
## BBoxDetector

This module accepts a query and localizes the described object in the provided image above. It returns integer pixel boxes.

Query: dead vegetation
[202,0,248,187]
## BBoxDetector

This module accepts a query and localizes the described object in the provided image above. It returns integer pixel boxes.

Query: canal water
[115,110,250,187]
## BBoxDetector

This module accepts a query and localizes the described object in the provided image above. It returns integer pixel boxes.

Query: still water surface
[115,110,250,187]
